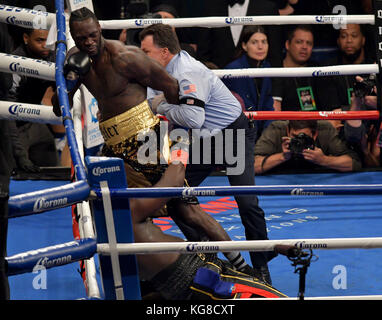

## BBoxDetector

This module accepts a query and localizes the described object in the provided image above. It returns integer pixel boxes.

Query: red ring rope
[245,110,379,120]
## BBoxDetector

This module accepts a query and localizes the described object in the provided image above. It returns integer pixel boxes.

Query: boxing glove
[64,51,91,91]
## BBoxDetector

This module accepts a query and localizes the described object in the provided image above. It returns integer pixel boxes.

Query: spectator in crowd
[0,21,13,301]
[140,24,276,285]
[120,3,197,57]
[9,28,60,167]
[322,24,375,108]
[152,3,198,57]
[321,25,379,168]
[272,25,339,112]
[196,0,283,69]
[223,26,274,137]
[276,0,365,47]
[0,20,38,301]
[275,0,299,15]
[254,119,362,174]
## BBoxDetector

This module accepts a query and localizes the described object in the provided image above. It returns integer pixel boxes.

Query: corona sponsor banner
[0,100,61,124]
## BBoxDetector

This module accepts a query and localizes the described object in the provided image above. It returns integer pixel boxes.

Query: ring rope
[0,52,55,81]
[0,6,373,30]
[98,14,375,30]
[6,238,96,276]
[0,4,55,29]
[97,237,382,255]
[216,64,379,78]
[0,101,376,125]
[246,110,379,120]
[92,183,382,199]
[1,52,377,81]
[0,100,62,124]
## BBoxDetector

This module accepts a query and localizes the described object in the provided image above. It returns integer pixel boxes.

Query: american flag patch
[183,84,196,94]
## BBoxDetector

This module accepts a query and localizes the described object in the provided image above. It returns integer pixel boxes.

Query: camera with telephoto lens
[353,74,377,98]
[289,133,315,158]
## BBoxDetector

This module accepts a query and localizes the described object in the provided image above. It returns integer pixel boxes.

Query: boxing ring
[2,0,382,300]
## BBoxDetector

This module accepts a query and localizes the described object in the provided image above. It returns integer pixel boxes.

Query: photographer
[254,120,362,174]
[343,76,380,168]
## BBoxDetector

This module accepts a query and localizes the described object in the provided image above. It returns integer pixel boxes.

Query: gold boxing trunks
[100,100,171,189]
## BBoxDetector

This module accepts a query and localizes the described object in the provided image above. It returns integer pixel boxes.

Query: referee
[140,24,276,284]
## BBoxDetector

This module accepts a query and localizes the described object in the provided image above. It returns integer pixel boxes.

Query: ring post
[86,156,141,300]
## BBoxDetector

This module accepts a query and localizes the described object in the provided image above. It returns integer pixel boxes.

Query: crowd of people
[0,0,380,300]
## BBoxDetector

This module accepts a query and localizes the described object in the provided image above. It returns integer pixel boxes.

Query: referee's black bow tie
[228,0,245,6]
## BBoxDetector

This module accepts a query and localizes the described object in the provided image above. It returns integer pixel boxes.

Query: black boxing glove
[64,51,91,91]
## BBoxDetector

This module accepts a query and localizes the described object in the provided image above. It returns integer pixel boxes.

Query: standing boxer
[52,7,255,279]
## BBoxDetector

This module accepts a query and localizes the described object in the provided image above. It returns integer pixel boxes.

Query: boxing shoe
[252,265,272,286]
[239,264,272,286]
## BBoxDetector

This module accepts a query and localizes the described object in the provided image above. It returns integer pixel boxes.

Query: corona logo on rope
[312,70,340,77]
[182,187,216,197]
[291,188,324,196]
[318,111,346,118]
[9,62,40,76]
[134,18,162,27]
[222,73,233,79]
[224,17,254,25]
[8,104,41,117]
[295,241,328,249]
[33,197,68,212]
[314,15,345,24]
[5,15,33,27]
[186,243,220,253]
[35,255,72,268]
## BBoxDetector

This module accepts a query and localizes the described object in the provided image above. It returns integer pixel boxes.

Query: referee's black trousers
[181,113,276,268]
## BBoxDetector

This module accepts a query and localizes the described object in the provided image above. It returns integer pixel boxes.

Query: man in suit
[196,0,283,68]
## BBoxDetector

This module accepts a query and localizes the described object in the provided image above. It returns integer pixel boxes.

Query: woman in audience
[223,26,274,138]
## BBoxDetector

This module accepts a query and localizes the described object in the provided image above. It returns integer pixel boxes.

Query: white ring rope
[0,4,55,29]
[0,53,55,81]
[216,63,379,79]
[98,14,375,30]
[0,51,378,86]
[0,100,61,124]
[0,5,374,30]
[97,237,382,255]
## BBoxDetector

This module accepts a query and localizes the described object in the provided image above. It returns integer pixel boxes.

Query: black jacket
[10,44,56,105]
[0,23,14,195]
